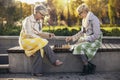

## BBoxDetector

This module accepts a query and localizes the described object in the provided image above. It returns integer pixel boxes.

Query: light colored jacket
[72,12,102,42]
[19,15,49,56]
[20,14,50,39]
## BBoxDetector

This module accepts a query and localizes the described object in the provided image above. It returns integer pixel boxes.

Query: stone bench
[7,42,120,73]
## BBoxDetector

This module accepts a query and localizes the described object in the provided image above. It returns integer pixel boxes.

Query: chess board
[53,43,71,52]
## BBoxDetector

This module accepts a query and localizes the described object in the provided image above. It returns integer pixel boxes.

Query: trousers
[30,44,57,74]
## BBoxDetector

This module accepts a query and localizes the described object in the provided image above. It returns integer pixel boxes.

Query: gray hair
[34,4,48,16]
[77,3,89,14]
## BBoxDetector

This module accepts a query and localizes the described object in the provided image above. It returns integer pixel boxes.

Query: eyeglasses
[40,13,45,18]
[79,11,83,15]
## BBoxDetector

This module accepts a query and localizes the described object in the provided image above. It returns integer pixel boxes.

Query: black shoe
[81,65,86,75]
[88,62,96,74]
[81,65,89,76]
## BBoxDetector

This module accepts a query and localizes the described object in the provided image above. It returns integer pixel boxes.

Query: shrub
[54,28,70,36]
[101,29,111,36]
[54,29,63,36]
[0,24,21,35]
[61,28,70,36]
[0,25,120,36]
[69,29,79,35]
[111,28,120,36]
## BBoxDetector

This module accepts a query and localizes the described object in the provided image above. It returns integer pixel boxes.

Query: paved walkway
[0,72,120,80]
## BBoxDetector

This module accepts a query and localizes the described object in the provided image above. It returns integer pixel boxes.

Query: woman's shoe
[88,62,96,74]
[81,65,89,76]
[55,60,63,66]
[81,65,86,75]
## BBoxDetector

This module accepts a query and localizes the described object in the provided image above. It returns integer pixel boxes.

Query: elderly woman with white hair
[19,4,63,76]
[66,3,102,75]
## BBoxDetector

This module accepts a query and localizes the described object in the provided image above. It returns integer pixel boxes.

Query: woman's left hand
[78,37,86,43]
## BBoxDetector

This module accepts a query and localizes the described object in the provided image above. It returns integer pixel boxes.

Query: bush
[54,29,62,36]
[0,25,120,36]
[53,28,79,36]
[101,29,111,36]
[111,28,120,36]
[101,24,120,27]
[0,24,21,36]
[54,28,70,36]
[69,29,78,35]
[101,28,120,36]
[61,28,70,36]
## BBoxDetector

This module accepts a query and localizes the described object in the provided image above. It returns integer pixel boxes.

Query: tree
[47,0,83,26]
[115,0,120,18]
[108,0,116,25]
[6,6,16,25]
[22,3,32,18]
[114,0,120,24]
[0,2,6,27]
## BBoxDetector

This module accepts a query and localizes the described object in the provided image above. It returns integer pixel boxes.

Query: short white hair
[77,3,89,13]
[34,4,48,16]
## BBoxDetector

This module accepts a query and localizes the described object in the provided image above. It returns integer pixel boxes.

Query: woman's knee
[43,44,49,49]
[76,44,86,51]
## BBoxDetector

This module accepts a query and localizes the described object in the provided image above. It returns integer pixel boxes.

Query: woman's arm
[23,18,40,38]
[72,27,84,42]
[38,32,51,39]
[85,17,101,42]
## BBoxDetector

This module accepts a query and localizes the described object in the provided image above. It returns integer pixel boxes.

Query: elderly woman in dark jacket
[66,3,102,75]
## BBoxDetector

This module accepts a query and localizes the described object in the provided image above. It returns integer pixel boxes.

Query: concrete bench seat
[0,54,9,73]
[0,64,9,69]
[7,43,120,53]
[1,36,118,73]
[7,42,120,73]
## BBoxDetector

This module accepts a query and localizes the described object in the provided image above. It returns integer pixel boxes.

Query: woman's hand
[49,33,55,38]
[65,36,73,42]
[78,37,86,43]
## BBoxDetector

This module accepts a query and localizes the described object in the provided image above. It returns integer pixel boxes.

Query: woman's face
[79,11,87,18]
[36,12,45,20]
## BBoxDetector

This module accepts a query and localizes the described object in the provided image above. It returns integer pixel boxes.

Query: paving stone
[0,72,120,80]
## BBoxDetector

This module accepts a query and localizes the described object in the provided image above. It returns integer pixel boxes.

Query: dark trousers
[80,54,88,65]
[30,44,57,74]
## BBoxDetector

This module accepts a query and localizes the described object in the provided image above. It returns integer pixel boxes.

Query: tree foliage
[108,0,116,25]
[1,0,120,27]
[47,0,83,26]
